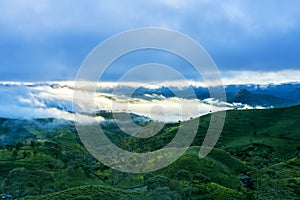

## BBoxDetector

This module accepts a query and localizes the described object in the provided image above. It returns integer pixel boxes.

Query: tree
[3,167,29,198]
[34,170,55,195]
[146,187,181,200]
[168,180,184,198]
[5,144,14,151]
[145,175,169,191]
[30,140,37,148]
[22,151,30,158]
[3,168,56,197]
[30,140,41,148]
[11,149,18,160]
[16,142,23,151]
[193,173,211,183]
[175,169,191,181]
[48,147,61,158]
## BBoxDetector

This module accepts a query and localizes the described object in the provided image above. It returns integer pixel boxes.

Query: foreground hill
[0,105,299,199]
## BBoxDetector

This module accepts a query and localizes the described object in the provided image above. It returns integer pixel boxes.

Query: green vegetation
[0,105,299,199]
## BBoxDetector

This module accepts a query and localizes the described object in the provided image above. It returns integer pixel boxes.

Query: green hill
[0,105,299,199]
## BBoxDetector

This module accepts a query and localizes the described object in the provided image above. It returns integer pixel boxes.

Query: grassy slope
[0,105,299,199]
[193,105,300,160]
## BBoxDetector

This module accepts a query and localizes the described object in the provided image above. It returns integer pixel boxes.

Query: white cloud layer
[77,69,300,87]
[221,70,300,85]
[1,69,298,122]
[0,82,228,122]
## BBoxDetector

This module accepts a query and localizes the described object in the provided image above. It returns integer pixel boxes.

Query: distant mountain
[131,83,300,107]
[224,83,300,104]
[228,88,296,107]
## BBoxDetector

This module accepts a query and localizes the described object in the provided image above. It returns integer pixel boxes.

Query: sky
[0,0,300,82]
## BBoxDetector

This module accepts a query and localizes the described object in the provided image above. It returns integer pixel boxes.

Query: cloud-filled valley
[1,81,299,123]
[0,82,226,122]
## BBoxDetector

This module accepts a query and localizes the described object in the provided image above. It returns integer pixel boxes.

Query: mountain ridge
[228,88,296,107]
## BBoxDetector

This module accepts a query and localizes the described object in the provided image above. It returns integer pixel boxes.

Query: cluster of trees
[2,167,55,197]
[0,139,98,198]
[0,138,249,199]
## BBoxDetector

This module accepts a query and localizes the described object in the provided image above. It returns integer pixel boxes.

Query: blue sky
[0,0,300,81]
